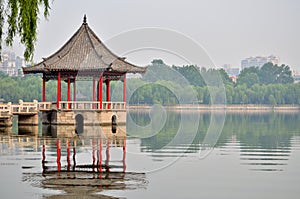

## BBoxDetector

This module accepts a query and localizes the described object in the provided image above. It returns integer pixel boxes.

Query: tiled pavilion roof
[22,15,146,78]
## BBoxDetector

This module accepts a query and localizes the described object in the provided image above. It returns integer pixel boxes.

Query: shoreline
[128,104,300,113]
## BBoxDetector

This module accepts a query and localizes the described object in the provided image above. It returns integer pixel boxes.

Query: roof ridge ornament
[83,14,87,24]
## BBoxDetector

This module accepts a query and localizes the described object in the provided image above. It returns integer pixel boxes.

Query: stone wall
[42,110,126,126]
[18,114,38,125]
[0,116,12,127]
[40,109,127,138]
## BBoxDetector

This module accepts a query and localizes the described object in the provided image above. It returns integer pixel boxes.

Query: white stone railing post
[19,99,23,113]
[7,102,11,114]
[33,100,38,111]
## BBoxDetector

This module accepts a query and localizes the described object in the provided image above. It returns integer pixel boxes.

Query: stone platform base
[18,114,39,125]
[42,110,126,126]
[41,109,126,138]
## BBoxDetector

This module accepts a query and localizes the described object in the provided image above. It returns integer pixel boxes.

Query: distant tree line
[128,59,299,105]
[0,72,42,103]
[0,59,299,105]
[0,72,116,103]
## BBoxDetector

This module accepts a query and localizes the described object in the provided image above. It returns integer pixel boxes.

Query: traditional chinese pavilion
[22,15,146,127]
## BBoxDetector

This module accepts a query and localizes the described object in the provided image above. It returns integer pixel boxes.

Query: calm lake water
[0,111,300,199]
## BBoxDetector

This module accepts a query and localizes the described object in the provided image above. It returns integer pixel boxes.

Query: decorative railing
[59,101,126,110]
[38,102,53,110]
[11,100,38,114]
[0,101,125,115]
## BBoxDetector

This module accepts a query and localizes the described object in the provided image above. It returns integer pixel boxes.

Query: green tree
[0,0,51,61]
[151,59,165,65]
[172,64,205,86]
[142,60,178,83]
[276,64,294,84]
[238,63,294,86]
[259,63,294,84]
[218,68,233,85]
[237,72,260,87]
[268,94,276,105]
[250,84,264,104]
[239,66,260,78]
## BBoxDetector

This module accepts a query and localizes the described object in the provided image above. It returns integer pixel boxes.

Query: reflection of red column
[98,74,103,109]
[73,141,76,171]
[56,139,61,172]
[123,138,126,172]
[42,143,46,171]
[105,139,110,172]
[123,74,126,103]
[67,139,71,171]
[57,72,61,108]
[42,73,46,102]
[99,139,103,177]
[67,76,71,109]
[92,139,96,172]
[106,79,110,109]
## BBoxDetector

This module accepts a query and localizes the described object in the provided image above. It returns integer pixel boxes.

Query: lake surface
[1,111,300,199]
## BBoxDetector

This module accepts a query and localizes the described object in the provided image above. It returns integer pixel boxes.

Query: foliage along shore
[128,60,299,106]
[0,59,299,105]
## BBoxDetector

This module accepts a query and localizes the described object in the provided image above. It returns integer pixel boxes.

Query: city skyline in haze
[5,0,300,71]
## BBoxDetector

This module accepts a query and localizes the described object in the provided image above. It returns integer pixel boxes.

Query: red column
[98,74,103,109]
[123,74,126,103]
[67,76,71,109]
[57,72,61,109]
[73,79,76,101]
[42,73,46,102]
[106,79,110,109]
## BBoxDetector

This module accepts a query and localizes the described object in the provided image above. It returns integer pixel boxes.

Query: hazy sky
[9,0,300,70]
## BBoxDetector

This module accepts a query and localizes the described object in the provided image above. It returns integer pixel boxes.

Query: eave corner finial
[83,14,87,24]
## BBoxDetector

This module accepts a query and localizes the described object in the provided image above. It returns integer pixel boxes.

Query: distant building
[222,64,240,77]
[292,70,300,83]
[241,55,280,70]
[0,51,25,76]
[229,76,237,83]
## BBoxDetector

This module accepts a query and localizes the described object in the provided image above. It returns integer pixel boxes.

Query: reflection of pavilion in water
[37,133,146,198]
[42,136,127,174]
[42,123,126,138]
[0,123,127,172]
[1,124,147,198]
[0,122,126,149]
